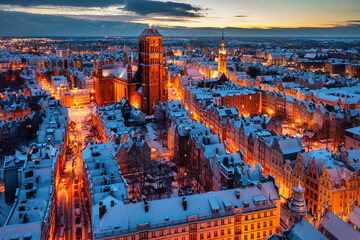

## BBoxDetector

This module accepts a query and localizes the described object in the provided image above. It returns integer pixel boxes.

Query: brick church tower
[218,30,227,75]
[138,28,166,115]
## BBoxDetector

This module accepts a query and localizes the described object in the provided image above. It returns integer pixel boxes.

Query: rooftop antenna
[222,29,224,41]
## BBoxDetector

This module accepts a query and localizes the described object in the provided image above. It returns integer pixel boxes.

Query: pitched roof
[285,217,327,240]
[139,28,162,37]
[320,210,360,240]
[348,205,360,229]
[279,137,303,155]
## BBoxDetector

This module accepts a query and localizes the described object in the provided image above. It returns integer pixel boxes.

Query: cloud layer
[0,0,125,7]
[0,0,359,37]
[124,0,204,17]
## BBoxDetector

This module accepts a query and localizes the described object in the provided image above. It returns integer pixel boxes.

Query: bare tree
[69,120,77,132]
[151,161,174,200]
[302,135,313,152]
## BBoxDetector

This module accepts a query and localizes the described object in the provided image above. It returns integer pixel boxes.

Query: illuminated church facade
[93,28,167,115]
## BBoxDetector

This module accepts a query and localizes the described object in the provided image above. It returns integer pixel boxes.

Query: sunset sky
[0,0,359,36]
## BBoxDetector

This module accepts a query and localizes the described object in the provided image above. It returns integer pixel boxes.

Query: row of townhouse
[292,148,360,221]
[91,101,151,176]
[171,69,360,220]
[181,88,250,142]
[92,184,281,240]
[228,71,254,87]
[83,112,154,239]
[0,112,44,154]
[261,90,360,140]
[0,99,68,240]
[92,99,146,142]
[181,83,262,123]
[308,91,360,109]
[0,91,48,154]
[225,107,359,219]
[37,99,69,177]
[0,103,31,122]
[74,104,271,240]
[166,100,271,194]
[184,85,360,221]
[0,88,32,101]
[1,141,62,239]
[115,130,151,175]
[91,103,126,143]
[172,74,306,197]
[262,80,360,109]
[260,81,308,102]
[219,96,360,221]
[225,114,304,199]
[172,73,252,110]
[0,57,23,69]
[81,142,129,221]
[0,89,45,114]
[165,101,226,191]
[202,104,239,141]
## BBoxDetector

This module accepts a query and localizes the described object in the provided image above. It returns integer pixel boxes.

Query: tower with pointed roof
[289,179,307,222]
[138,28,165,115]
[218,30,227,75]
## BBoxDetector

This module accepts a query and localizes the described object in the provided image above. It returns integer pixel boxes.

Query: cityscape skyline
[0,1,360,240]
[0,0,360,37]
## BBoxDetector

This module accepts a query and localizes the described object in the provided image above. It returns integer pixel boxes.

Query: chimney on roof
[99,205,107,219]
[23,213,28,223]
[182,197,188,210]
[224,157,228,166]
[144,201,149,212]
[235,190,240,199]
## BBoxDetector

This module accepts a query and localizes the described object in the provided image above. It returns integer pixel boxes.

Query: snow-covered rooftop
[320,210,360,240]
[93,182,279,238]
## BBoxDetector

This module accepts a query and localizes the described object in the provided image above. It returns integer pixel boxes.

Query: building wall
[4,166,21,203]
[221,92,261,117]
[345,135,360,150]
[139,34,165,115]
[94,207,280,240]
[318,170,359,220]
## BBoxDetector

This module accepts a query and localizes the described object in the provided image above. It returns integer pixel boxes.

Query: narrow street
[55,106,94,240]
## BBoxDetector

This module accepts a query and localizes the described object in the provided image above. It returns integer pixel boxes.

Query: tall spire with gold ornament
[218,29,227,75]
